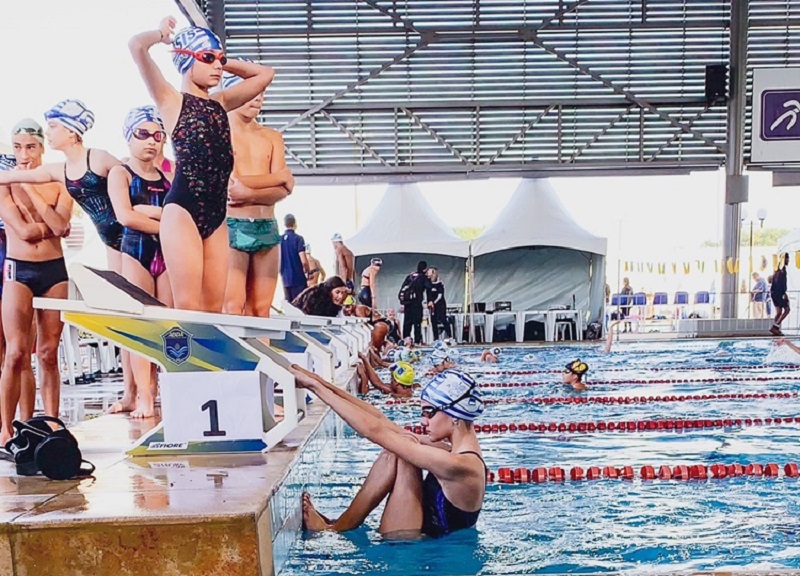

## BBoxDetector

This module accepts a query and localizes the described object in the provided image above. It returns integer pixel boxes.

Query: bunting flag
[672,262,677,274]
[647,263,653,273]
[683,262,690,274]
[715,260,719,273]
[658,263,665,274]
[796,251,800,269]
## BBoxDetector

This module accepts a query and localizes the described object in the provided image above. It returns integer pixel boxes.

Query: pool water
[280,339,800,575]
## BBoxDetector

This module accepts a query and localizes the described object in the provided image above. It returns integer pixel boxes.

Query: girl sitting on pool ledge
[289,364,486,538]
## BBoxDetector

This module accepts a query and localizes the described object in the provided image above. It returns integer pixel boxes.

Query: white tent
[471,179,608,335]
[347,183,469,310]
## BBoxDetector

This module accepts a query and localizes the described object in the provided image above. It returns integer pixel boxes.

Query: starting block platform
[0,368,353,576]
[35,264,368,457]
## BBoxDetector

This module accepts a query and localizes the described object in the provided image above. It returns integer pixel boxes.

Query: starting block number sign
[160,371,266,444]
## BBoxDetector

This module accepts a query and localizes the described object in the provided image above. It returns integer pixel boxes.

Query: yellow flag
[727,258,735,275]
[683,262,690,274]
[773,253,779,270]
[658,263,665,274]
[672,262,677,274]
[796,251,800,269]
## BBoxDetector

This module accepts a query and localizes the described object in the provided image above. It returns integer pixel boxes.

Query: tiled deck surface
[0,385,336,576]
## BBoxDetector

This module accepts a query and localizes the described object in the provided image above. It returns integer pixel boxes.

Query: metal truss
[177,0,800,182]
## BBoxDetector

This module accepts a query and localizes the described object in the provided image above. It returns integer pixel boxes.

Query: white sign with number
[160,371,265,444]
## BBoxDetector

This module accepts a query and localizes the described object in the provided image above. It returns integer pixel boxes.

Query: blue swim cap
[420,369,484,421]
[430,348,450,367]
[44,99,95,136]
[0,155,16,171]
[172,27,223,74]
[123,105,165,141]
[220,58,254,90]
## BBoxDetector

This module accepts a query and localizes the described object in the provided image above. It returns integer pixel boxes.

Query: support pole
[720,0,749,319]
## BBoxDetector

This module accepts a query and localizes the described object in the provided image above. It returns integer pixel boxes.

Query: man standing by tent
[399,260,429,344]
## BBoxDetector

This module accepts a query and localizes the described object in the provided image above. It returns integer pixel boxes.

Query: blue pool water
[280,339,800,575]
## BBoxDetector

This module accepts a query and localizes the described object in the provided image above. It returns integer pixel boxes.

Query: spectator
[292,276,349,317]
[770,253,791,336]
[751,272,767,319]
[426,267,450,340]
[399,260,428,344]
[280,214,309,303]
[620,277,633,332]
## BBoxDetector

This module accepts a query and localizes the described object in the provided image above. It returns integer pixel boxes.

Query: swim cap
[411,349,422,362]
[44,99,95,136]
[421,369,484,421]
[11,118,44,145]
[0,155,16,171]
[399,347,413,363]
[491,347,501,356]
[565,359,589,378]
[123,105,165,142]
[343,295,355,306]
[371,258,383,267]
[434,341,446,350]
[391,361,415,387]
[220,58,254,91]
[172,27,223,74]
[430,348,450,366]
[331,233,343,242]
[385,349,397,362]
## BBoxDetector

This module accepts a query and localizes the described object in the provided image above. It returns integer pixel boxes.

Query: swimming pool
[280,339,800,575]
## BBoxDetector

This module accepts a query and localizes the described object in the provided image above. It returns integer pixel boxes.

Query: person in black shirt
[770,253,791,336]
[400,261,429,344]
[426,267,451,340]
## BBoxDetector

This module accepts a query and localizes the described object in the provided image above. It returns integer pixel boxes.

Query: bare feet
[106,398,136,414]
[131,392,154,419]
[302,492,333,532]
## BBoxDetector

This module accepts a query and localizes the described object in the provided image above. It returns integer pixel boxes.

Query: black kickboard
[85,267,167,307]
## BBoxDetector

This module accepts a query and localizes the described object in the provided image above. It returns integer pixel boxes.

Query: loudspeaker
[705,64,727,102]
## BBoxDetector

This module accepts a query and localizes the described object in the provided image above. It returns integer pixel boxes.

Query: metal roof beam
[400,108,474,166]
[359,0,420,35]
[319,111,391,167]
[172,0,209,28]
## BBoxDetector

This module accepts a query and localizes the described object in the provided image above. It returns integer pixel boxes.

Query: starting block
[35,265,358,456]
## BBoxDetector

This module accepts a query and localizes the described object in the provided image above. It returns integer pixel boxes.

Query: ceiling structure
[175,0,800,182]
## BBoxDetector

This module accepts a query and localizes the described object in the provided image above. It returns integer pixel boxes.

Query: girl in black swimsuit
[129,17,275,312]
[292,366,486,538]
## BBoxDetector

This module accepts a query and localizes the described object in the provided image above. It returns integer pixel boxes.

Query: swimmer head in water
[562,359,589,391]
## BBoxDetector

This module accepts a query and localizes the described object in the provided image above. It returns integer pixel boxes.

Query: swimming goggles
[172,48,228,66]
[132,128,166,142]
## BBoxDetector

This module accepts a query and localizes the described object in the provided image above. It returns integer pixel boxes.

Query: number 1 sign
[160,371,267,446]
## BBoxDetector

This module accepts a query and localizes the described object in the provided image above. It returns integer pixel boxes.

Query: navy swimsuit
[421,451,485,537]
[64,149,123,250]
[167,93,234,239]
[120,165,169,277]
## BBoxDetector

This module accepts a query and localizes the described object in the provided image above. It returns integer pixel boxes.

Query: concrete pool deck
[0,371,353,576]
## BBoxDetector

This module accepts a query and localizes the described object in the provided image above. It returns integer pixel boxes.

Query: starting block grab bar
[33,264,368,457]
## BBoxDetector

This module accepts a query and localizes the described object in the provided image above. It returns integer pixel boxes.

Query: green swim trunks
[227,217,281,253]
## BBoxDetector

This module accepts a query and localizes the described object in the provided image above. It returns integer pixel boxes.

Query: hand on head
[159,16,177,43]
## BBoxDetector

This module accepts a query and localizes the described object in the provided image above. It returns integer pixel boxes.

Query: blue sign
[761,89,800,141]
[162,327,192,365]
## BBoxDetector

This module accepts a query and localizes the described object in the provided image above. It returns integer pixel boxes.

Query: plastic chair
[555,321,573,341]
[632,292,647,306]
[611,293,621,306]
[653,292,668,305]
[694,291,710,304]
[674,292,689,305]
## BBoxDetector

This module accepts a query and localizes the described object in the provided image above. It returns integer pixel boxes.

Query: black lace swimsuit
[166,93,234,239]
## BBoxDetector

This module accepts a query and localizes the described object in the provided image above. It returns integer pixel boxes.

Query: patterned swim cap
[172,27,223,74]
[430,348,450,367]
[44,99,95,136]
[391,362,415,387]
[399,347,413,363]
[565,359,589,378]
[11,118,45,145]
[421,369,484,421]
[220,58,254,90]
[0,155,16,171]
[123,105,165,142]
[491,347,501,357]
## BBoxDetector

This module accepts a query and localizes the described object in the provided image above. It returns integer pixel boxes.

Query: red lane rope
[404,416,800,436]
[482,364,800,376]
[487,462,800,483]
[385,391,799,407]
[479,375,800,388]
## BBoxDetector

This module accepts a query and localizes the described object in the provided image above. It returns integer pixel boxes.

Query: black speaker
[705,64,727,102]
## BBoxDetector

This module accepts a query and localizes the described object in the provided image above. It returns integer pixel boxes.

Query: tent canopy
[472,179,607,256]
[346,183,469,258]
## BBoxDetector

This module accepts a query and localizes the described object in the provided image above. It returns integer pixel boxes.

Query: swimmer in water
[481,347,500,363]
[424,347,456,376]
[562,359,589,392]
[355,353,414,397]
[294,365,486,538]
